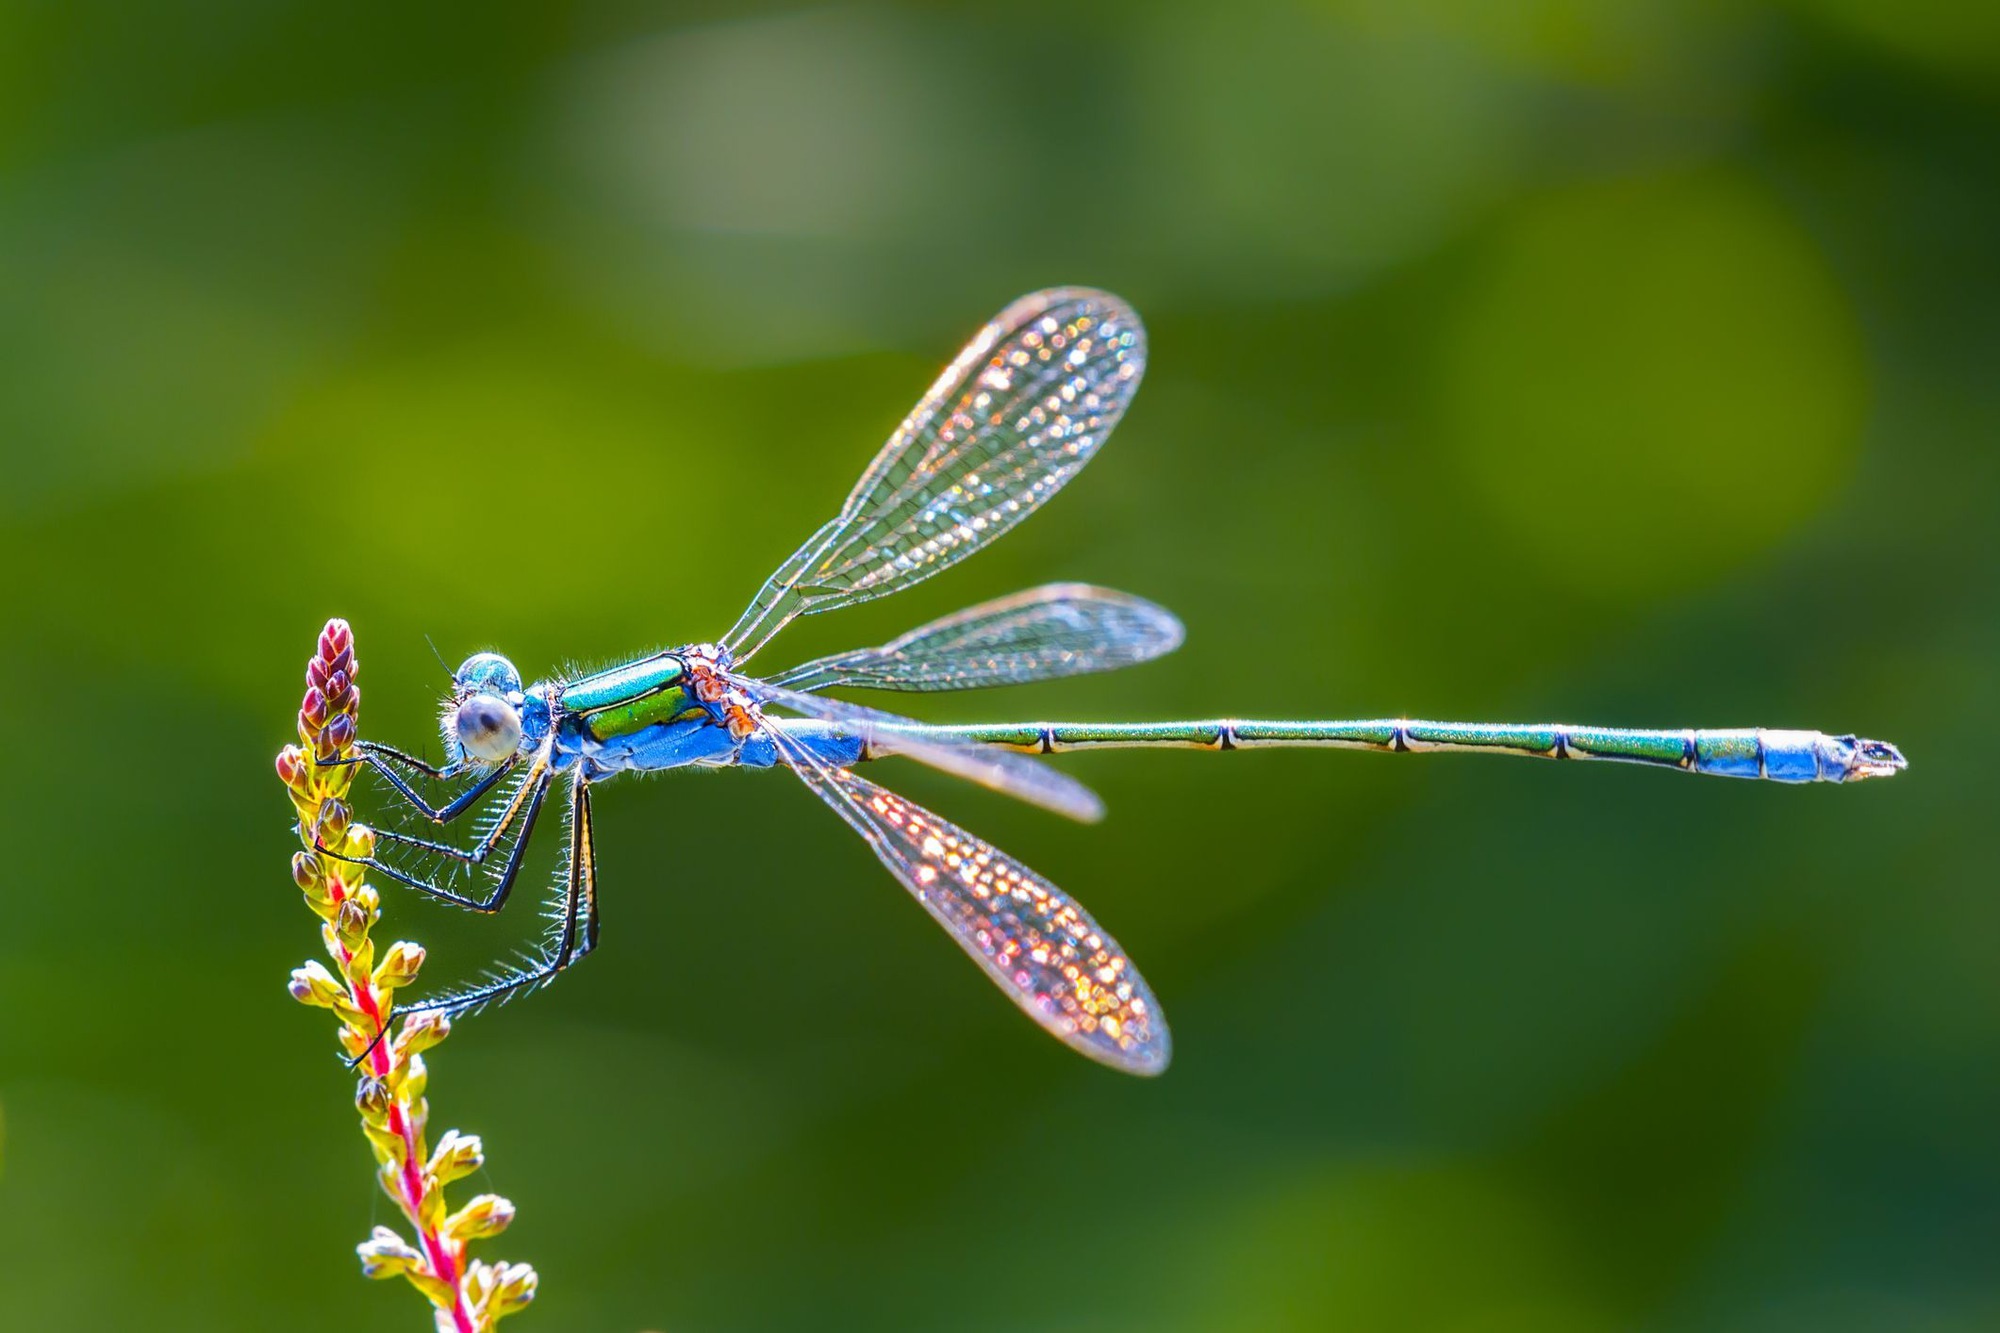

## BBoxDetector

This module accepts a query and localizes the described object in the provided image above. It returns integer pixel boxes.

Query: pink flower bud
[301,687,329,728]
[324,713,356,751]
[320,619,352,661]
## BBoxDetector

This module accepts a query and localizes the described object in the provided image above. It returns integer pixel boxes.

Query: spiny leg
[321,742,520,824]
[318,752,554,912]
[572,777,601,959]
[363,756,542,867]
[351,739,457,778]
[398,771,601,1020]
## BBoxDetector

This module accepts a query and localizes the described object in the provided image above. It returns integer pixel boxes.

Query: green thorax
[560,652,698,741]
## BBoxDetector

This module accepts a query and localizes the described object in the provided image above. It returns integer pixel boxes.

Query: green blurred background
[0,1,1992,1328]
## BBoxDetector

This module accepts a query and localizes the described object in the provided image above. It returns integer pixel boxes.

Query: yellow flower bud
[427,1129,485,1186]
[488,1260,539,1318]
[443,1193,516,1243]
[372,940,426,992]
[390,1052,429,1103]
[334,899,371,952]
[489,1260,539,1318]
[288,961,345,1010]
[395,1012,451,1058]
[344,936,376,985]
[355,1076,393,1124]
[356,1225,425,1280]
[416,1172,449,1233]
[338,1025,375,1063]
[289,961,371,1027]
[362,1118,407,1166]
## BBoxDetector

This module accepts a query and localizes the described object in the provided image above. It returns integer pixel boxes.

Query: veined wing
[767,583,1184,694]
[722,290,1147,663]
[742,675,1104,823]
[763,724,1170,1076]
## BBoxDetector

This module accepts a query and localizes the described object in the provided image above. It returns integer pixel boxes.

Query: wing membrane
[722,289,1147,662]
[768,583,1184,694]
[745,675,1104,823]
[764,725,1170,1075]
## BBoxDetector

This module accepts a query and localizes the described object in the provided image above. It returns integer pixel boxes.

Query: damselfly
[316,289,1906,1075]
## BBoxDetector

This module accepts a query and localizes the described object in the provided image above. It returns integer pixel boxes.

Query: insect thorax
[559,652,700,742]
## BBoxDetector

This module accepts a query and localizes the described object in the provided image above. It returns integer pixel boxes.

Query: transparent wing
[722,289,1147,663]
[767,583,1185,694]
[763,724,1170,1075]
[740,674,1104,823]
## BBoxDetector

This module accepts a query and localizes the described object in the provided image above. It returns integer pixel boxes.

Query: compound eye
[454,652,523,700]
[455,694,523,762]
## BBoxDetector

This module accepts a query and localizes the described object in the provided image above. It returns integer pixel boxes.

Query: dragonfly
[315,288,1907,1076]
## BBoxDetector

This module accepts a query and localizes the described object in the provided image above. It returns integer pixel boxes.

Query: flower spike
[280,618,538,1330]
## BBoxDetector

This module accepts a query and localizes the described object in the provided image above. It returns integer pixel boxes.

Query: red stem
[334,879,478,1333]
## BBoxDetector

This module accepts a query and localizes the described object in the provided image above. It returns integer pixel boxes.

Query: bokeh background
[1,1,1993,1328]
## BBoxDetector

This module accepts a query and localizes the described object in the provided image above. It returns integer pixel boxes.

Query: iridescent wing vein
[722,289,1147,663]
[765,723,1170,1075]
[767,582,1184,694]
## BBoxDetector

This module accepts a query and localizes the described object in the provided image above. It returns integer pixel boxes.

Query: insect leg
[322,744,517,824]
[317,754,553,912]
[397,771,600,1019]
